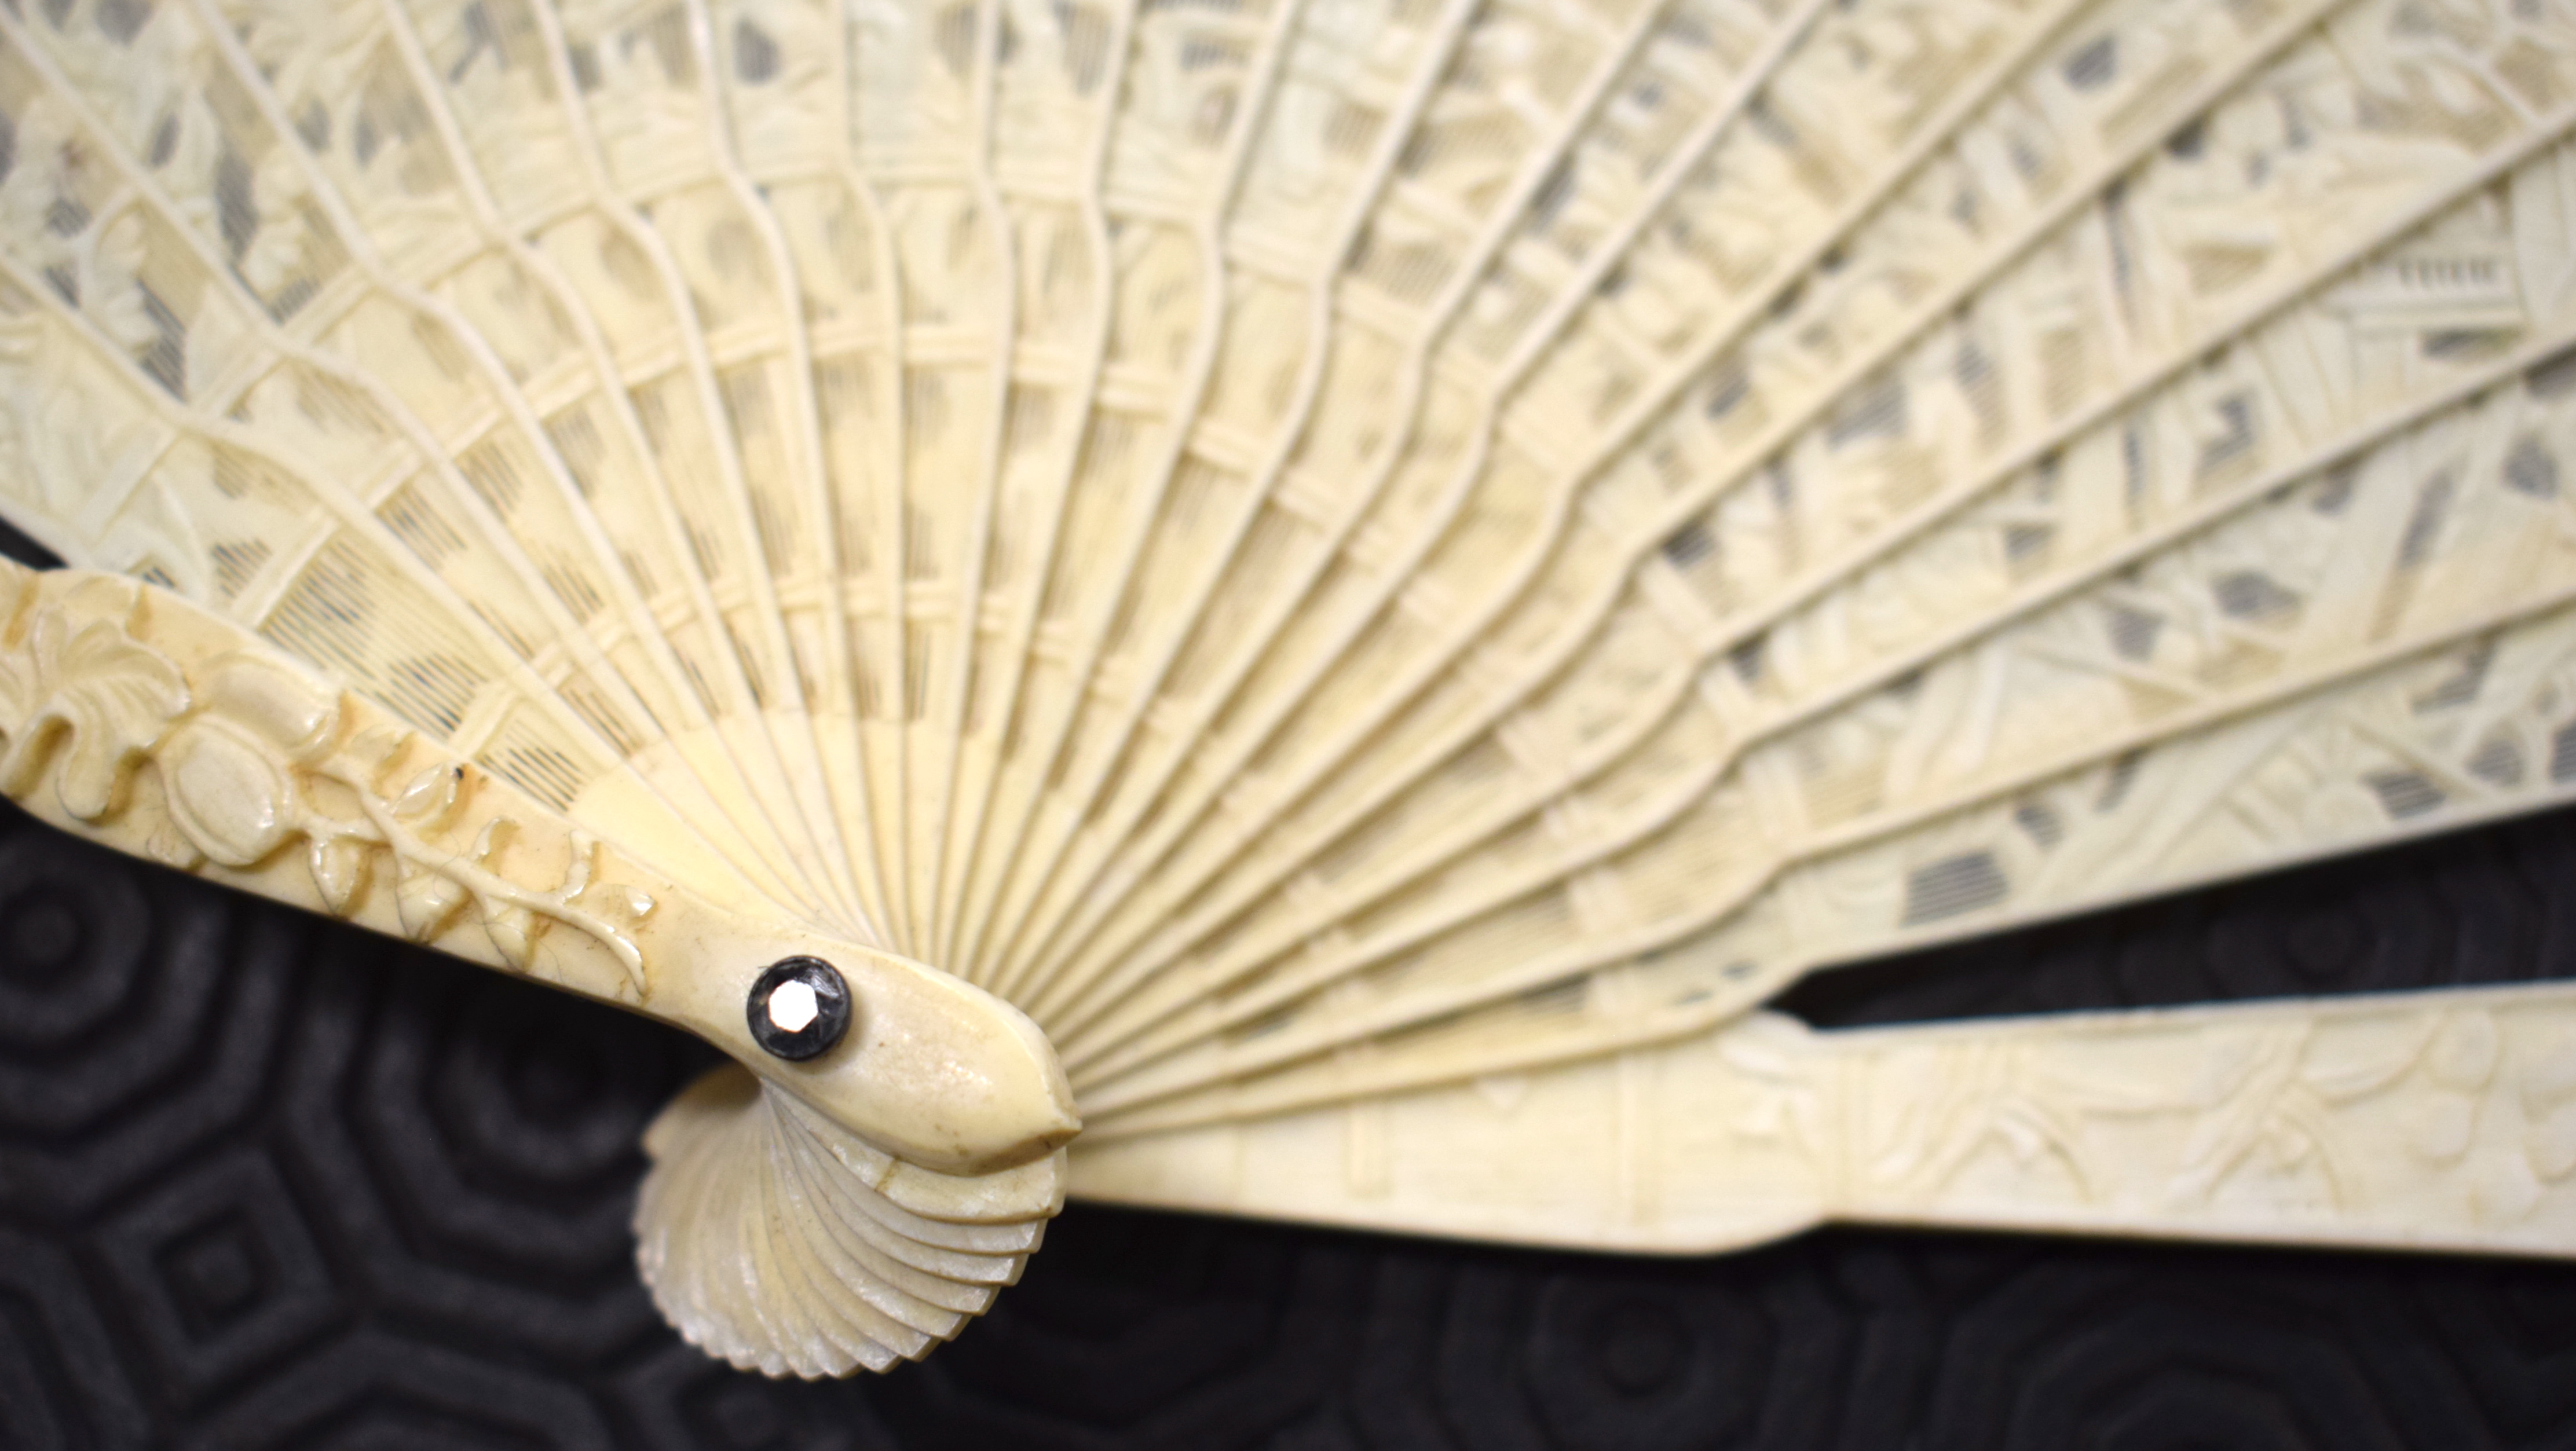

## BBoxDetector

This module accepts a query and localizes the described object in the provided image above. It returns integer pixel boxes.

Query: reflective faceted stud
[747,957,852,1061]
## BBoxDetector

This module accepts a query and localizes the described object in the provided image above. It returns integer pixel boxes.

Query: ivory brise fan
[0,0,2569,1378]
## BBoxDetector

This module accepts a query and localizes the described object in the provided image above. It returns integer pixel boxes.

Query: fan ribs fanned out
[0,0,2571,1379]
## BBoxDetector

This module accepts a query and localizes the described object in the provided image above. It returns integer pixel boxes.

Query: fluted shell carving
[0,0,2567,1379]
[0,561,1075,1375]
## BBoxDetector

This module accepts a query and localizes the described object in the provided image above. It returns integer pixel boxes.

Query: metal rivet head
[747,956,852,1061]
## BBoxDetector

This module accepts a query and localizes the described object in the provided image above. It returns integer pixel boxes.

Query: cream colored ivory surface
[0,0,2573,1380]
[0,561,1073,1375]
[1073,988,2576,1256]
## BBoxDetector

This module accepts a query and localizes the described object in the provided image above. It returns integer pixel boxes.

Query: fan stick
[901,0,1022,958]
[954,0,1501,983]
[990,0,2001,998]
[1084,579,2576,1133]
[186,0,868,930]
[700,0,916,943]
[1035,0,2401,1018]
[968,0,1824,999]
[993,0,1864,992]
[931,0,1343,978]
[1077,318,2576,1093]
[522,0,881,935]
[1042,0,2571,1040]
[0,557,1076,1377]
[890,0,1111,967]
[1022,0,2337,1018]
[192,0,844,925]
[957,0,1546,981]
[998,0,2027,997]
[1070,984,2576,1257]
[4,0,2568,1380]
[0,241,798,907]
[364,0,875,932]
[0,113,806,915]
[1065,101,2576,1071]
[1083,475,2576,1116]
[815,0,1014,949]
[1141,311,2576,1058]
[925,0,1141,973]
[1069,0,2376,987]
[0,562,1059,1145]
[931,0,1315,974]
[1065,223,2576,1095]
[0,4,835,915]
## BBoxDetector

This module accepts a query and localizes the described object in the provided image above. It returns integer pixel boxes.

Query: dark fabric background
[6,796,2576,1448]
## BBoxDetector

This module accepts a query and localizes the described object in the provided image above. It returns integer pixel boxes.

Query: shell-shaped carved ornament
[0,0,2571,1376]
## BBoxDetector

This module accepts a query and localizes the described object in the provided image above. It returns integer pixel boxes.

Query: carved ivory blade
[0,560,1077,1375]
[1070,985,2576,1258]
[8,0,2576,1382]
[1033,82,2576,1126]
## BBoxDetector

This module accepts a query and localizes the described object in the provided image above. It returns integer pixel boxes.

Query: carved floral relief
[0,566,654,995]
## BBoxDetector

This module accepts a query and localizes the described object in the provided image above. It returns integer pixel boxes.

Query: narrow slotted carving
[0,0,2568,1379]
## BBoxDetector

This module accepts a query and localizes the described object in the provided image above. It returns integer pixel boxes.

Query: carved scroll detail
[0,562,1084,1380]
[0,564,654,986]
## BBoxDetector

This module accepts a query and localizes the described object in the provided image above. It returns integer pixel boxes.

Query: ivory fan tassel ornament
[0,0,2571,1377]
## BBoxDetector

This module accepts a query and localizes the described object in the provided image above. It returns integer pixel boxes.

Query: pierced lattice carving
[0,0,2571,1379]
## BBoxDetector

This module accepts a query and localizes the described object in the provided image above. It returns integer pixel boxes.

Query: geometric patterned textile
[7,790,2576,1448]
